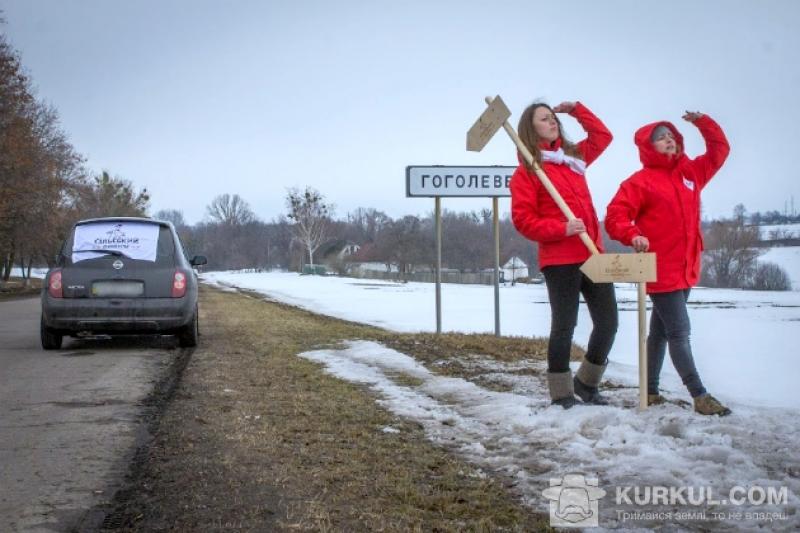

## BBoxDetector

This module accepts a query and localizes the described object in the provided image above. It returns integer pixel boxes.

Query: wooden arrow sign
[466,95,511,152]
[579,252,657,283]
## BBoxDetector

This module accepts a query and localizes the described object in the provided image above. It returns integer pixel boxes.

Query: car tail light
[48,270,63,298]
[171,270,187,298]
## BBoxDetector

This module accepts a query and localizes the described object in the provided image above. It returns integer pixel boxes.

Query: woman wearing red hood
[605,112,731,416]
[510,101,616,409]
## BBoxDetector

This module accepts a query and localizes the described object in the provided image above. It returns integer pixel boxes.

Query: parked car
[41,217,207,349]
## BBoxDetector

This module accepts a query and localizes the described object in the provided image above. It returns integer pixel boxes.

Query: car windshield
[65,221,175,267]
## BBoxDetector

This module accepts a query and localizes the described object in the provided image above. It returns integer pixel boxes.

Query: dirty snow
[300,340,799,531]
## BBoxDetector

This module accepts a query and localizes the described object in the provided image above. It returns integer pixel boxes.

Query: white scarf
[541,148,586,175]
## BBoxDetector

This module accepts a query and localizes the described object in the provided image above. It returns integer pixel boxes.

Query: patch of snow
[300,340,800,531]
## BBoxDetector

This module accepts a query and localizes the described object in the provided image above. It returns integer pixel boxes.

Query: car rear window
[66,222,175,267]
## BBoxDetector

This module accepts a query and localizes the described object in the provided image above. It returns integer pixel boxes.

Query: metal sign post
[435,197,442,334]
[406,166,516,337]
[467,95,657,411]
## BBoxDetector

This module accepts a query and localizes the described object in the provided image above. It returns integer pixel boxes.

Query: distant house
[320,240,362,263]
[338,242,361,259]
[502,256,528,283]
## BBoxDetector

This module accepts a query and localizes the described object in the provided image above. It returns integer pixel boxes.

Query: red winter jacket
[510,102,612,269]
[605,115,730,293]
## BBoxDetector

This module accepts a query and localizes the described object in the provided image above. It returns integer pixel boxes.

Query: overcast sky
[2,0,799,224]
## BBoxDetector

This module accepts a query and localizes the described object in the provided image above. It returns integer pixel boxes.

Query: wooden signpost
[468,95,657,411]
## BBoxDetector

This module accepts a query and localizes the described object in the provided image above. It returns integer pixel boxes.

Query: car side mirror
[190,255,208,266]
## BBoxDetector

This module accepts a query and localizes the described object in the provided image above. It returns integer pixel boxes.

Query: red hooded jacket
[605,115,730,293]
[510,102,612,269]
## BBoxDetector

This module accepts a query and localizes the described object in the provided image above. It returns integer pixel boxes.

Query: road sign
[466,95,511,152]
[406,166,516,197]
[579,253,656,283]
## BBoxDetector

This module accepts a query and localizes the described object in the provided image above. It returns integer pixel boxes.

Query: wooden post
[638,281,648,411]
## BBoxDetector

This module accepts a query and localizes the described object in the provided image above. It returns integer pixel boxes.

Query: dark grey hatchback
[41,217,207,349]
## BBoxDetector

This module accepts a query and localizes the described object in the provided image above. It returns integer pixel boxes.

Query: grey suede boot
[548,371,578,409]
[574,360,609,405]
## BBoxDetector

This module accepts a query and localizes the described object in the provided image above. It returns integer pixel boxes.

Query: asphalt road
[0,296,178,532]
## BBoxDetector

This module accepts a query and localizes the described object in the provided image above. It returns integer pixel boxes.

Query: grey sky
[2,0,798,224]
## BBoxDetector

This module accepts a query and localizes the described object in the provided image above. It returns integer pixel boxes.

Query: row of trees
[161,190,538,276]
[0,25,149,283]
[173,193,791,291]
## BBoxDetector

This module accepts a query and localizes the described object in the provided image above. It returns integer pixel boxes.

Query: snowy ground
[300,340,798,531]
[202,271,800,530]
[203,271,800,410]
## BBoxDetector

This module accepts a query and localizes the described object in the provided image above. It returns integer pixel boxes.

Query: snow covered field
[202,271,800,529]
[203,271,800,410]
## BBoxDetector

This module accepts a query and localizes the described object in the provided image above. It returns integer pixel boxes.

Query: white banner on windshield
[72,222,160,263]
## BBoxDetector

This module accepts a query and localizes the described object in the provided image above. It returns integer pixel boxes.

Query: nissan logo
[113,259,124,270]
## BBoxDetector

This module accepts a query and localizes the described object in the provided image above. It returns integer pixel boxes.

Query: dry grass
[117,285,556,532]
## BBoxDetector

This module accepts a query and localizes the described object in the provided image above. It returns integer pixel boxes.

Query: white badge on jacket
[683,177,695,191]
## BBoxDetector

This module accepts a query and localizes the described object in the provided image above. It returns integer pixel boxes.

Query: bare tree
[78,171,150,218]
[206,193,256,226]
[748,262,791,291]
[702,216,761,288]
[154,209,186,228]
[373,215,432,276]
[285,187,332,267]
[1,31,87,281]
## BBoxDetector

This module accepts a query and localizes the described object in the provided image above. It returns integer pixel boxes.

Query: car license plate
[92,281,144,297]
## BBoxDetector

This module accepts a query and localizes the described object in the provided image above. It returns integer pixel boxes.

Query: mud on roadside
[95,285,558,532]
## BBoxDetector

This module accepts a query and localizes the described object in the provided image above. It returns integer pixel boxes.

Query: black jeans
[647,289,707,398]
[542,263,618,373]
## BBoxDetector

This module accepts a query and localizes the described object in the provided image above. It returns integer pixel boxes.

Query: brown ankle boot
[648,394,666,406]
[693,394,732,416]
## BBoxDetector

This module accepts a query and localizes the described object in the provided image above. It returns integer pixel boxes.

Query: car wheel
[178,309,199,348]
[40,315,63,350]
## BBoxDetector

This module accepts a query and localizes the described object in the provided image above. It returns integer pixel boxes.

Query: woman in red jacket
[510,101,616,409]
[605,111,731,416]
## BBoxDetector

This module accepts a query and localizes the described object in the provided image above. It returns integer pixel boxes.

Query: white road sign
[406,166,517,197]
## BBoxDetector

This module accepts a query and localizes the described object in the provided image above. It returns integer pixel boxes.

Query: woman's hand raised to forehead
[682,111,703,122]
[553,101,576,113]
